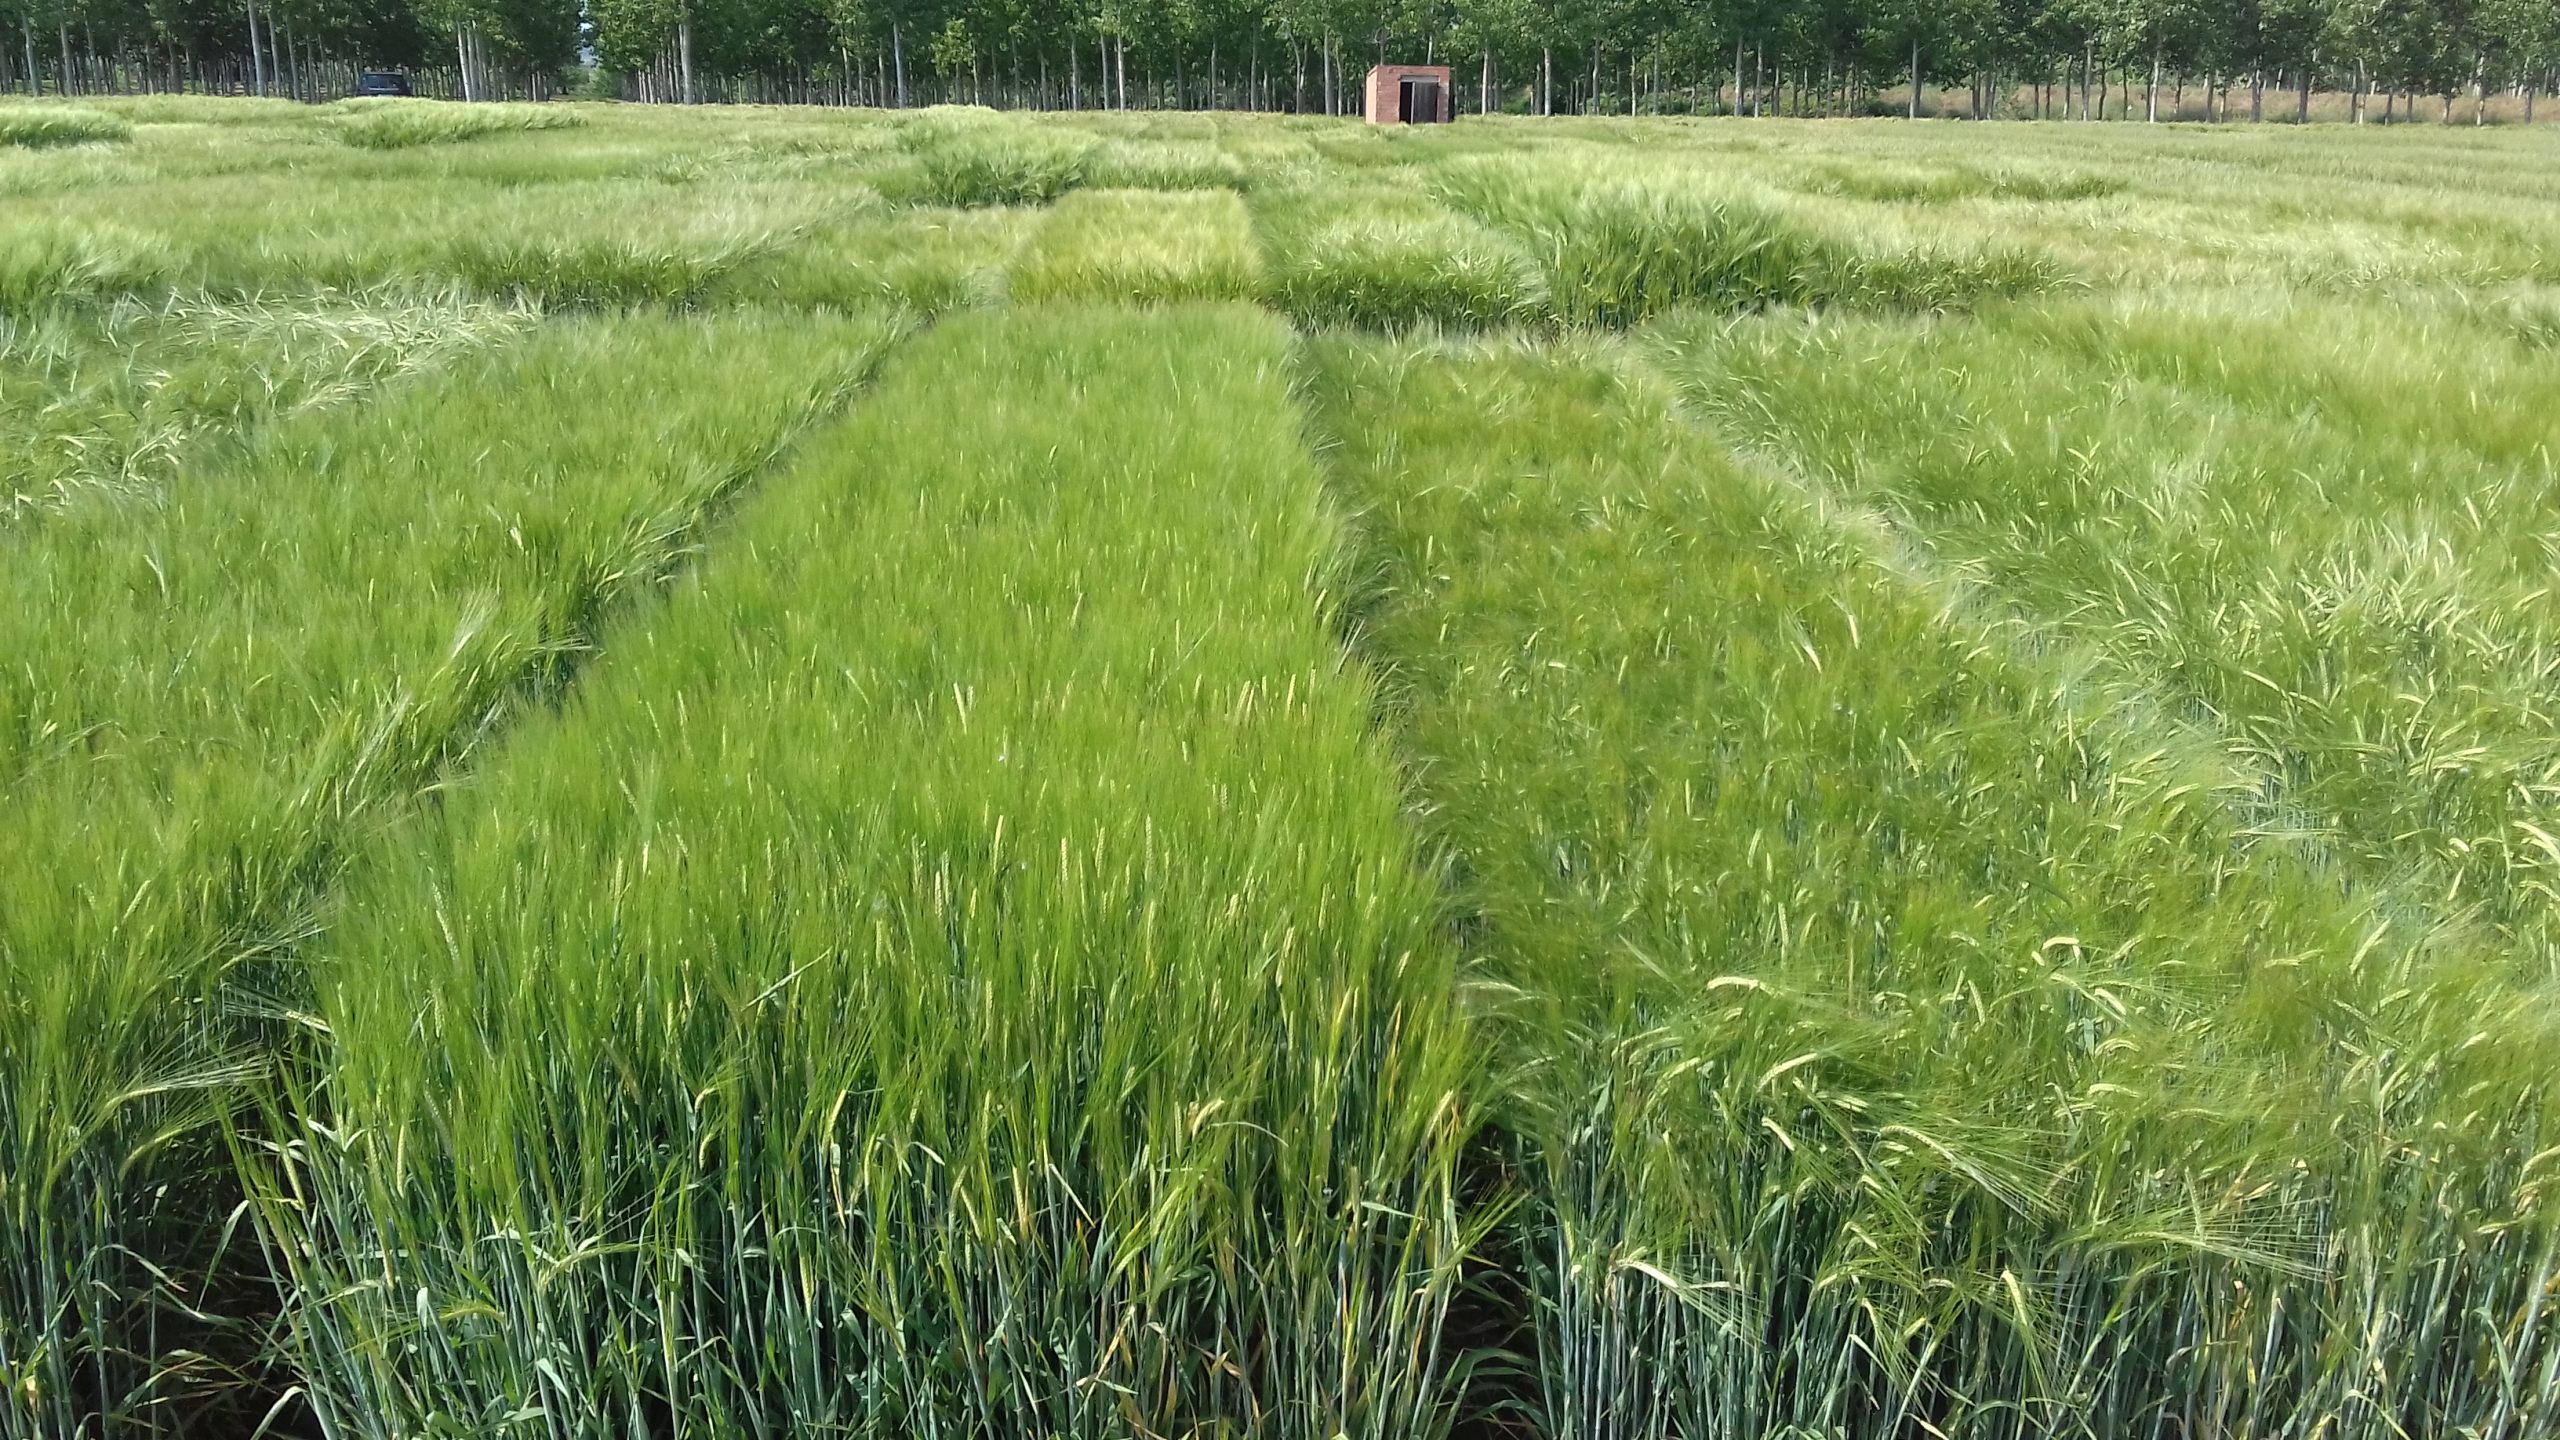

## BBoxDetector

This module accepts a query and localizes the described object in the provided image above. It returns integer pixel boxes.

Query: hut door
[1399,75,1442,123]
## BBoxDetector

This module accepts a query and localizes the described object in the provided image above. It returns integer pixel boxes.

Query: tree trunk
[2146,49,2160,120]
[1480,48,1491,115]
[21,15,37,96]
[1115,35,1126,110]
[247,0,266,97]
[1544,45,1554,116]
[1909,36,1921,118]
[2474,53,2487,125]
[677,16,696,104]
[891,22,906,107]
[1730,40,1741,117]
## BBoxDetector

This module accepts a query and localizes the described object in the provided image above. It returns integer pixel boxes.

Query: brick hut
[1364,65,1453,124]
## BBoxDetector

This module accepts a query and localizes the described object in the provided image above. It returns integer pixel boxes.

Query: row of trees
[5,0,2556,119]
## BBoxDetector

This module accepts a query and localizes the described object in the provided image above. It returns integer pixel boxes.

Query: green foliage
[1790,162,2127,202]
[881,108,1094,206]
[1269,210,1552,329]
[1083,137,1251,190]
[1009,187,1263,302]
[1258,185,1551,330]
[1839,241,2076,307]
[929,15,975,81]
[1305,328,2560,1440]
[1435,161,1855,323]
[9,103,2560,1440]
[261,304,1478,1440]
[329,99,587,149]
[443,224,771,304]
[0,288,534,520]
[707,202,1031,313]
[0,309,900,1439]
[0,106,133,147]
[2483,281,2560,347]
[1433,156,2069,324]
[0,222,166,311]
[72,95,309,124]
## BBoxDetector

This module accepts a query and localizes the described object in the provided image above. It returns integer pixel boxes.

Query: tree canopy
[5,0,2554,118]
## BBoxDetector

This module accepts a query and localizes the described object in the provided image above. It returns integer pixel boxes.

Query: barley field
[4,96,2560,1440]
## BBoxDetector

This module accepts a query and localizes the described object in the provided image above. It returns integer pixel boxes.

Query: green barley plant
[1654,301,2560,967]
[1785,161,2124,203]
[884,107,1094,207]
[2487,283,2560,346]
[1,286,535,522]
[0,106,132,148]
[708,200,1031,312]
[254,303,1482,1440]
[443,220,774,305]
[1009,188,1263,303]
[1830,241,2075,309]
[1435,154,2068,325]
[1434,159,1847,323]
[70,94,308,125]
[0,220,166,311]
[1083,137,1250,190]
[328,99,585,150]
[0,309,905,1438]
[1255,185,1550,331]
[1299,330,2560,1440]
[3,102,2559,1440]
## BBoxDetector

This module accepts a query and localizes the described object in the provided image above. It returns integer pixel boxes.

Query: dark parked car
[354,71,413,97]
